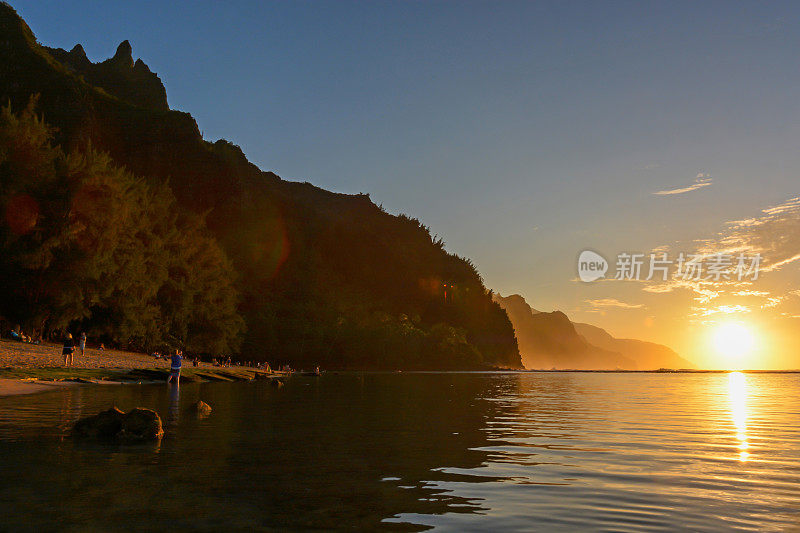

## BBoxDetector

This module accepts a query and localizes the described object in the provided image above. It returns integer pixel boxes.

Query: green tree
[0,99,244,352]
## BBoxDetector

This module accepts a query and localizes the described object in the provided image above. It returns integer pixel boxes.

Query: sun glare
[713,322,755,362]
[728,372,750,461]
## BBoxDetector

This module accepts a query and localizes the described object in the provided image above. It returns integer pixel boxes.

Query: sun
[713,322,755,360]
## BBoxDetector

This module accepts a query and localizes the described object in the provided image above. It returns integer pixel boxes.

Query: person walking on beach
[62,333,75,366]
[168,349,182,384]
[79,332,87,357]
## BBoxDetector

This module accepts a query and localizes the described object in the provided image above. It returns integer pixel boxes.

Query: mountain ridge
[44,39,169,111]
[494,293,694,370]
[0,2,521,370]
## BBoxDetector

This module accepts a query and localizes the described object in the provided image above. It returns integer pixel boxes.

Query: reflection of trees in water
[209,373,516,530]
[0,374,521,530]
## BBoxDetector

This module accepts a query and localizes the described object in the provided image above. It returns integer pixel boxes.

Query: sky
[11,0,800,368]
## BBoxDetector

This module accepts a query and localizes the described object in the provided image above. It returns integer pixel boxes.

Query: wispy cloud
[733,290,770,297]
[762,253,800,273]
[762,296,785,309]
[629,195,800,320]
[693,287,720,304]
[649,244,671,255]
[586,298,644,310]
[708,196,800,273]
[641,196,800,295]
[642,278,718,299]
[654,173,712,196]
[588,195,800,323]
[697,304,751,316]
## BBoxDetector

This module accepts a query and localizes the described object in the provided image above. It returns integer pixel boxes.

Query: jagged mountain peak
[133,58,151,72]
[111,39,133,67]
[43,37,168,110]
[69,43,87,59]
[493,293,540,314]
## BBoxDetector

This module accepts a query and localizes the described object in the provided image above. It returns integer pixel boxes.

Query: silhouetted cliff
[45,40,169,111]
[0,3,521,369]
[573,322,694,370]
[494,293,693,370]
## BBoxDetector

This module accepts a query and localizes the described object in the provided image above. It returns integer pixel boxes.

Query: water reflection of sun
[728,372,749,461]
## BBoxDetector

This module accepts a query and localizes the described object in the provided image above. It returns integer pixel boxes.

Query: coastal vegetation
[0,100,245,354]
[0,3,521,369]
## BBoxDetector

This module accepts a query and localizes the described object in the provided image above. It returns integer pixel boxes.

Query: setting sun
[713,322,756,360]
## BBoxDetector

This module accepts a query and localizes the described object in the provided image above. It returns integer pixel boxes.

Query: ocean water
[0,372,798,531]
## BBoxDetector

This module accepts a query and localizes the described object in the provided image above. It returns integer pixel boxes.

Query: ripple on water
[0,372,799,531]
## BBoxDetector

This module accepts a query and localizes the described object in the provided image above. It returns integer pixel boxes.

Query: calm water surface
[0,372,798,531]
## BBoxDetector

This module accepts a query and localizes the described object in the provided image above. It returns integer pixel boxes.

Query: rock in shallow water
[191,400,212,417]
[73,406,164,442]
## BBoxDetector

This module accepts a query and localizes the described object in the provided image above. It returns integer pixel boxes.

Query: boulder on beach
[190,400,212,417]
[73,406,164,442]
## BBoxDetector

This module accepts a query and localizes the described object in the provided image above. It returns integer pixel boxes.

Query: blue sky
[12,1,800,366]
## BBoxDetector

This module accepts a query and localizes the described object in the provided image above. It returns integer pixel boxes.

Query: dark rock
[194,371,235,382]
[270,379,284,389]
[73,406,163,442]
[176,373,201,383]
[68,44,88,64]
[112,40,133,67]
[190,400,212,417]
[73,407,124,440]
[43,38,169,111]
[118,408,163,441]
[133,58,151,72]
[126,368,169,381]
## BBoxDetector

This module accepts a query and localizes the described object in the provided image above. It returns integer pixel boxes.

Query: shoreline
[2,339,797,398]
[0,339,284,397]
[0,378,81,397]
[0,367,284,397]
[0,367,285,397]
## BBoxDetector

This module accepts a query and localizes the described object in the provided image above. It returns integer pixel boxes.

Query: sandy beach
[0,339,274,397]
[0,339,184,370]
[0,378,79,396]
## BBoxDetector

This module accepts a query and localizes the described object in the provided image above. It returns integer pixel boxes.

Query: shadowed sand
[0,378,78,396]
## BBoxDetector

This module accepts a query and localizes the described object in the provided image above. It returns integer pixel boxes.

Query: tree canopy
[0,98,244,353]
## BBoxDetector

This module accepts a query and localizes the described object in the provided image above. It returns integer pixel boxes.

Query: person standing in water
[168,349,182,384]
[79,332,87,358]
[62,333,75,366]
